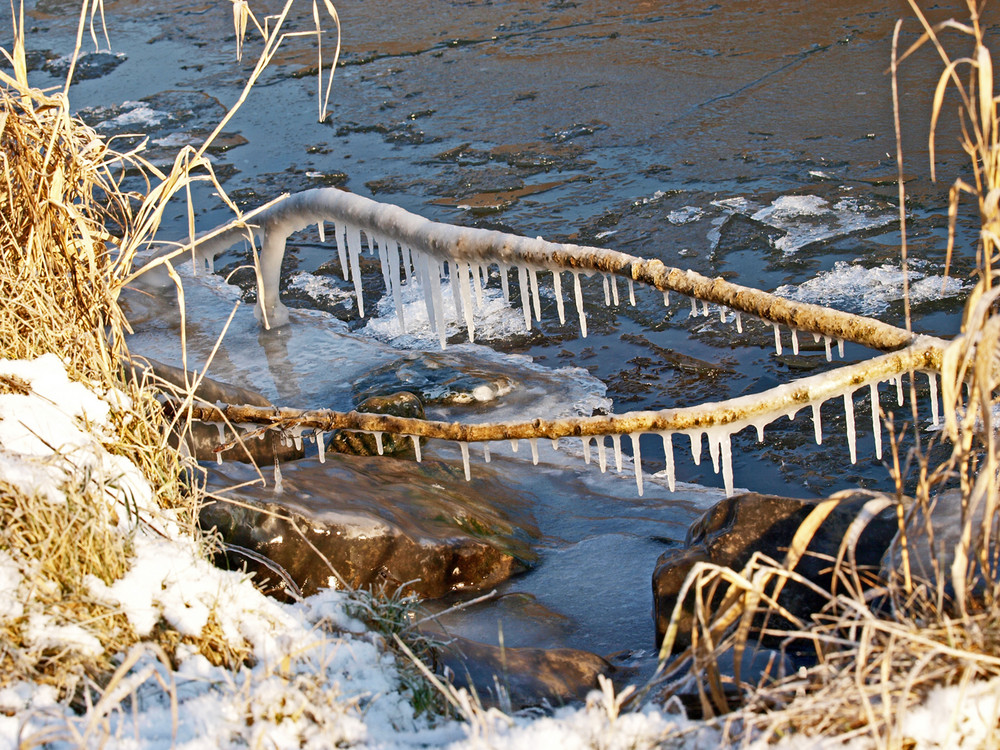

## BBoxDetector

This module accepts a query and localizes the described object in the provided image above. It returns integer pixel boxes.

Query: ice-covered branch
[174,337,945,496]
[188,188,918,353]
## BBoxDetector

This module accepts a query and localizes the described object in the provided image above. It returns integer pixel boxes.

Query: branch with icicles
[169,339,944,498]
[146,188,952,496]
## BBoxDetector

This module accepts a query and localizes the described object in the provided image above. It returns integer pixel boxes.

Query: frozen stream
[7,0,989,683]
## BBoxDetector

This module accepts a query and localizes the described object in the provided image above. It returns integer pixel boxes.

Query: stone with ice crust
[200,454,539,600]
[652,491,897,652]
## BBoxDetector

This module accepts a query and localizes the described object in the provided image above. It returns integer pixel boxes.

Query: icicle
[631,433,644,496]
[895,375,904,406]
[529,438,539,466]
[597,437,607,473]
[317,221,325,243]
[844,390,857,464]
[500,263,510,302]
[459,442,471,481]
[273,460,283,493]
[472,263,485,309]
[553,271,566,324]
[719,432,734,497]
[823,335,832,362]
[708,432,720,474]
[602,274,612,306]
[773,323,783,355]
[551,438,560,451]
[663,291,670,307]
[510,439,519,453]
[216,450,223,465]
[346,225,365,316]
[448,261,466,327]
[389,240,406,333]
[611,275,620,306]
[483,443,490,463]
[416,251,438,338]
[611,434,623,473]
[429,258,447,349]
[518,266,532,330]
[870,382,882,461]
[689,432,702,465]
[811,402,823,445]
[401,244,413,284]
[457,262,476,342]
[701,299,710,317]
[927,371,940,427]
[719,305,726,323]
[660,433,676,492]
[216,422,226,445]
[411,435,422,463]
[754,421,765,442]
[791,328,799,355]
[813,332,820,343]
[690,296,698,317]
[529,268,542,321]
[316,431,326,463]
[334,222,349,280]
[735,311,743,333]
[628,278,636,306]
[292,431,303,451]
[376,236,393,306]
[582,436,592,464]
[573,272,588,337]
[374,432,384,456]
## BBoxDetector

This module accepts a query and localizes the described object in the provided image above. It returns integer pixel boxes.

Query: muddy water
[10,0,990,677]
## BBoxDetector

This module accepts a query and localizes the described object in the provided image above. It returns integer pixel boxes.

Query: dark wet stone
[43,51,126,80]
[653,492,896,653]
[435,635,614,710]
[328,391,425,457]
[353,353,515,407]
[201,454,538,600]
[714,212,787,254]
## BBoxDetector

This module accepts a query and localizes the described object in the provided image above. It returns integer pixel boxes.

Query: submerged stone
[353,353,516,406]
[653,492,896,653]
[435,635,615,710]
[201,454,539,600]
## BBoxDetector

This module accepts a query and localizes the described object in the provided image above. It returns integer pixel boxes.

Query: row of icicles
[230,220,942,497]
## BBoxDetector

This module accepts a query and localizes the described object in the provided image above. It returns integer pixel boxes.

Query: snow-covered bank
[0,353,716,749]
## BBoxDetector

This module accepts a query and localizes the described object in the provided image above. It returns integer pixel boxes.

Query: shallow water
[9,0,991,677]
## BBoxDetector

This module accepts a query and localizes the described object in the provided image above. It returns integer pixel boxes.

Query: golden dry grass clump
[0,32,250,698]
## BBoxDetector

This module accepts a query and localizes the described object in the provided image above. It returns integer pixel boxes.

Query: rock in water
[434,635,615,710]
[653,492,897,653]
[201,454,539,600]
